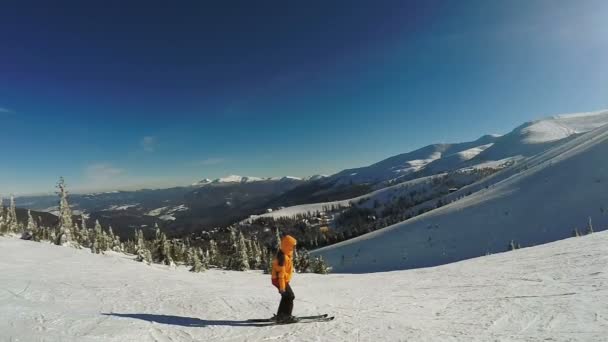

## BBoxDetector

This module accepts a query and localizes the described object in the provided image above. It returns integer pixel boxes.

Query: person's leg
[276,283,295,319]
[284,284,295,317]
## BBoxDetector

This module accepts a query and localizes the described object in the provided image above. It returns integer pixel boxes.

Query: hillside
[312,119,608,273]
[1,231,607,341]
[325,110,608,187]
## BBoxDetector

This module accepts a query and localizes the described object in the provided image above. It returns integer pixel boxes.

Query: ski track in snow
[1,232,607,341]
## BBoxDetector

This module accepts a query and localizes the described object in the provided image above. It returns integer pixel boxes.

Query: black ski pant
[277,283,295,317]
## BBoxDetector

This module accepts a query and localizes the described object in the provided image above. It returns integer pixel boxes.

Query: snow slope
[246,174,446,220]
[325,110,608,187]
[312,121,608,273]
[1,232,607,341]
[475,109,608,161]
[192,175,303,187]
[327,135,500,186]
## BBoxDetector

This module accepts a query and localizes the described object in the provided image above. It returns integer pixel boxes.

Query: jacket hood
[280,235,297,254]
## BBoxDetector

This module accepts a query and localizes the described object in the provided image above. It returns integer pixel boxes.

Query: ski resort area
[3,1,608,341]
[1,231,607,342]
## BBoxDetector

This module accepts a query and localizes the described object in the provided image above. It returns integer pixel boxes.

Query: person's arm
[276,252,287,292]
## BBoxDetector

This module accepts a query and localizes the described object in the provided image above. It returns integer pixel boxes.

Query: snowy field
[1,232,607,342]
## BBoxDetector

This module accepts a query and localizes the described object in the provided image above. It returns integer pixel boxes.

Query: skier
[271,235,298,323]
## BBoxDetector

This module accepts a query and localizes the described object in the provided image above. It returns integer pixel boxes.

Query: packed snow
[1,231,607,341]
[313,120,608,273]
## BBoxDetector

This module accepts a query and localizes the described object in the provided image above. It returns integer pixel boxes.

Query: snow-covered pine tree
[587,217,594,234]
[79,214,90,247]
[232,231,250,271]
[176,241,188,263]
[92,219,103,253]
[55,179,79,248]
[0,199,6,236]
[134,229,152,264]
[264,248,273,274]
[275,227,282,252]
[200,248,209,269]
[108,226,122,252]
[189,247,203,273]
[225,229,238,269]
[162,237,175,266]
[7,195,19,233]
[311,256,330,274]
[208,239,219,267]
[249,238,262,269]
[22,210,37,240]
[295,248,311,273]
[153,224,174,266]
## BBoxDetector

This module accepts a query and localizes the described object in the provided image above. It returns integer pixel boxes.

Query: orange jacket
[271,235,297,292]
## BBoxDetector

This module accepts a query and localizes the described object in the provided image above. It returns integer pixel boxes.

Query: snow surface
[313,121,608,273]
[146,205,189,220]
[247,174,445,220]
[1,232,607,341]
[103,204,140,211]
[192,175,302,187]
[324,110,608,187]
[476,109,608,161]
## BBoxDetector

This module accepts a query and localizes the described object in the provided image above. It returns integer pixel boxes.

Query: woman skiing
[271,235,298,323]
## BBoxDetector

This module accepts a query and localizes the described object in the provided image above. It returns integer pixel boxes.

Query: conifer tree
[587,217,594,234]
[22,210,37,240]
[134,229,152,264]
[6,195,19,233]
[0,200,6,235]
[90,219,101,253]
[55,179,78,248]
[189,247,205,272]
[275,227,282,252]
[228,231,250,271]
[311,256,330,274]
[208,239,219,267]
[249,239,262,269]
[162,238,175,266]
[79,214,90,247]
[201,248,210,269]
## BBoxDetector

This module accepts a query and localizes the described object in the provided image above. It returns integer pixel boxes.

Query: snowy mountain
[474,109,608,161]
[1,231,607,341]
[325,110,608,187]
[15,177,306,238]
[312,119,608,272]
[324,134,500,186]
[191,175,303,187]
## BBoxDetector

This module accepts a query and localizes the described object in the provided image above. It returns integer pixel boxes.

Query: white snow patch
[1,232,607,341]
[103,204,139,211]
[146,205,189,219]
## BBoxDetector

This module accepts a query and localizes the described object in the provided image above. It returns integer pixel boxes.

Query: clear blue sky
[1,0,607,194]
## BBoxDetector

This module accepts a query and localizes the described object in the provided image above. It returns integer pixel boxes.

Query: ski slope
[312,119,608,273]
[246,174,445,220]
[1,232,607,341]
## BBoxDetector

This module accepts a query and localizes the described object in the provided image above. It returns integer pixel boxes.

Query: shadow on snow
[102,313,272,327]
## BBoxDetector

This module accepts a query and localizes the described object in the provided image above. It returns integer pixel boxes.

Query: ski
[296,314,329,320]
[247,314,329,323]
[276,316,334,325]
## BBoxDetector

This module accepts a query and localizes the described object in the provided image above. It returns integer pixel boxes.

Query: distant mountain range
[14,110,608,243]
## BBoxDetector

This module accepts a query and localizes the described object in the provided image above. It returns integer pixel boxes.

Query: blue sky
[1,0,607,194]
